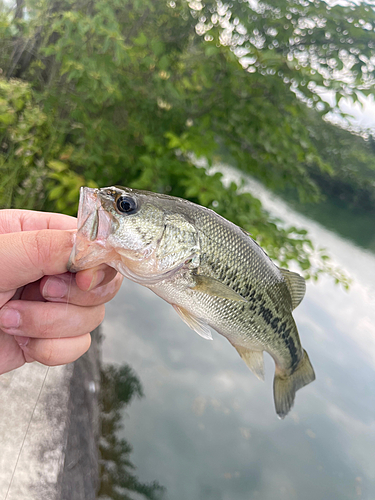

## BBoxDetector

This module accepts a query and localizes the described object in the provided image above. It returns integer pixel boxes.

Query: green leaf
[133,31,147,46]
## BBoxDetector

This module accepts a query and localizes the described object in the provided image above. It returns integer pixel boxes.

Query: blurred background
[1,0,375,499]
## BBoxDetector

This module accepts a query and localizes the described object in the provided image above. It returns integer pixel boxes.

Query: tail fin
[273,350,315,419]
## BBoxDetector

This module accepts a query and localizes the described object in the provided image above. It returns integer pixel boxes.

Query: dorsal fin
[279,267,306,310]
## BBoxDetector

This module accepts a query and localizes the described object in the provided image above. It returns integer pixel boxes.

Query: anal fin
[172,304,213,340]
[233,345,265,381]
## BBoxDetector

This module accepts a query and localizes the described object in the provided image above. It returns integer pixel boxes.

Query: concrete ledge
[60,329,101,500]
[0,330,100,500]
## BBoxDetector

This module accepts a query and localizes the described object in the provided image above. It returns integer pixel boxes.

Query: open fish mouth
[68,187,115,272]
[76,188,102,238]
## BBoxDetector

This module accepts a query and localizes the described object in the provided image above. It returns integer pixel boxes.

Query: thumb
[0,229,75,292]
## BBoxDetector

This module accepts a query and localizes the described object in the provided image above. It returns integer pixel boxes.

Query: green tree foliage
[99,363,165,500]
[0,0,374,284]
[0,78,49,209]
[306,114,375,212]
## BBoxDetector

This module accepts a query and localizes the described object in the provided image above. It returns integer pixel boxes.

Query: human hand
[0,209,123,375]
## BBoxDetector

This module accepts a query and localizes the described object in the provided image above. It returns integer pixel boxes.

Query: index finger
[0,209,76,233]
[0,229,74,292]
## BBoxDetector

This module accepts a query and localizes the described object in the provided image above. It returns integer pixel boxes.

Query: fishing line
[4,270,74,499]
[4,365,49,500]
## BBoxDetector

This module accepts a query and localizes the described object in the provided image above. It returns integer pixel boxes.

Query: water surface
[101,173,375,500]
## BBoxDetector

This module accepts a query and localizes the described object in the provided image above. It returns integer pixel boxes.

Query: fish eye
[116,195,138,214]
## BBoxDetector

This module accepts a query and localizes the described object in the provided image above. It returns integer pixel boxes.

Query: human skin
[0,209,123,375]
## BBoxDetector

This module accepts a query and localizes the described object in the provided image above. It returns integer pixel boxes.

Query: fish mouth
[68,187,115,272]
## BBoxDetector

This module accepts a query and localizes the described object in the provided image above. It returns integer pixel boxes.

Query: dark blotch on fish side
[259,304,273,325]
[271,317,280,330]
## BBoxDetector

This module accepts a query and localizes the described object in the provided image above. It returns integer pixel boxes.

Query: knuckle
[43,340,55,365]
[38,307,56,338]
[35,231,54,269]
[30,339,56,366]
[22,230,52,270]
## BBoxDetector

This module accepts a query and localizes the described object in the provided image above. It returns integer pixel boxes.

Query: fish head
[68,186,199,284]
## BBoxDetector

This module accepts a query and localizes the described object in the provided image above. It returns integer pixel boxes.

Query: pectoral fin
[172,305,213,340]
[233,345,265,381]
[192,275,247,302]
[279,267,306,310]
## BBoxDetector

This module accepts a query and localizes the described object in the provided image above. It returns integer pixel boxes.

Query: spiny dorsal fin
[172,304,213,340]
[279,268,306,310]
[233,345,265,381]
[192,275,247,302]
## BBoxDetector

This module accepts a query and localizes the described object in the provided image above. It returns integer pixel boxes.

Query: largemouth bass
[68,186,315,418]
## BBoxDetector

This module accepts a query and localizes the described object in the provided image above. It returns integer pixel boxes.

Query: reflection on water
[280,194,375,253]
[98,363,165,500]
[100,176,375,500]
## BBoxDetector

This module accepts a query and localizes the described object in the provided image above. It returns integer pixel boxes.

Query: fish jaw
[68,187,118,272]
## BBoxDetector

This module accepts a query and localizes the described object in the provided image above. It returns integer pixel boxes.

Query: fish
[68,186,315,418]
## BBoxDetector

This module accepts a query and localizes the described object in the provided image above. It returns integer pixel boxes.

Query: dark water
[101,170,375,500]
[279,194,375,254]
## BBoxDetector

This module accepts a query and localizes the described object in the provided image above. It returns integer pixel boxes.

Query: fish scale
[69,186,315,418]
[191,212,298,354]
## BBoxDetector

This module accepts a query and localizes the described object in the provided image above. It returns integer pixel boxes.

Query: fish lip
[77,187,99,224]
[68,187,115,272]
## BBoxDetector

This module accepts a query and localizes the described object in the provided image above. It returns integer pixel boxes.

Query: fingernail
[0,308,21,329]
[88,270,106,291]
[43,277,69,299]
[15,336,30,347]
